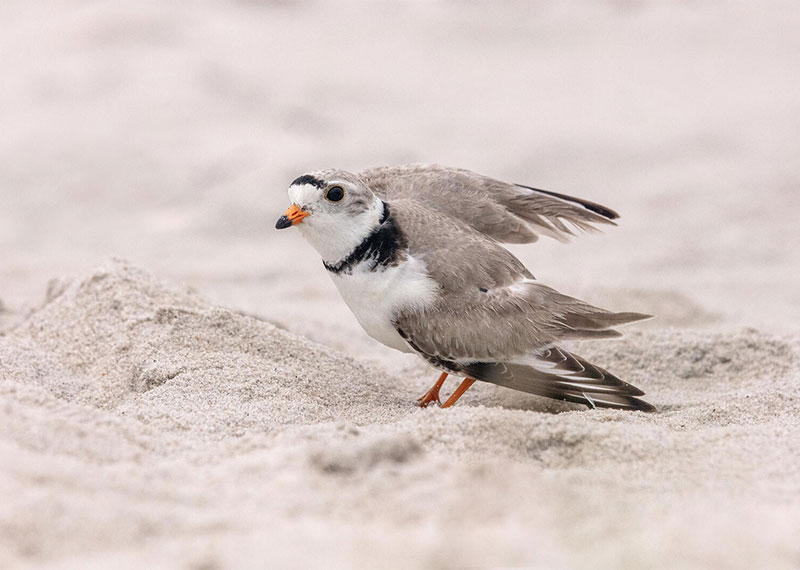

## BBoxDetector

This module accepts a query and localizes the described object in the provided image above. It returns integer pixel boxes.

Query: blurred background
[2,1,799,346]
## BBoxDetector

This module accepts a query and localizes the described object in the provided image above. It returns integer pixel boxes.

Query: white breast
[329,255,438,352]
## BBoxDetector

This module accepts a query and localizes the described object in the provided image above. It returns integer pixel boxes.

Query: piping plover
[276,164,654,412]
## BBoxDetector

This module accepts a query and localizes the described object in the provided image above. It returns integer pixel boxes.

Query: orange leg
[441,377,477,408]
[417,372,448,407]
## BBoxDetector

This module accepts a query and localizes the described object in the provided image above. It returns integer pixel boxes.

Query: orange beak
[275,204,310,229]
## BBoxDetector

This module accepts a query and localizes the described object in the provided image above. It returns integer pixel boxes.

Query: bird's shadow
[462,385,579,414]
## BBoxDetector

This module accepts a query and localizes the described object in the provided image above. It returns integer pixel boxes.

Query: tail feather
[461,346,655,412]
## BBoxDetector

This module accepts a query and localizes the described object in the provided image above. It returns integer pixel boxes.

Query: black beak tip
[275,215,292,230]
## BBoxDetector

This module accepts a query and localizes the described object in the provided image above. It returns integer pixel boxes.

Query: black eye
[325,186,345,202]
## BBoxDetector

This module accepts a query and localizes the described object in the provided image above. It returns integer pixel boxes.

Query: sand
[2,261,799,570]
[2,1,800,569]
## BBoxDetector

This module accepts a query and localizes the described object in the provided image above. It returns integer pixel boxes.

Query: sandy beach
[2,2,800,568]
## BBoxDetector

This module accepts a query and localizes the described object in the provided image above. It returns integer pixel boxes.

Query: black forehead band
[290,174,326,189]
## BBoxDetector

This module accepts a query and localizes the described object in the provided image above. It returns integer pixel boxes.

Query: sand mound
[1,262,799,569]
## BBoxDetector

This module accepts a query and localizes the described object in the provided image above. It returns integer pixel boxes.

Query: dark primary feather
[513,184,620,220]
[461,347,656,412]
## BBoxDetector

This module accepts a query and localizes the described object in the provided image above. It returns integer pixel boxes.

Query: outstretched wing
[360,164,618,244]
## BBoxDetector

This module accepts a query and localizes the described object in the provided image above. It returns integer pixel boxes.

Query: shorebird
[276,164,654,411]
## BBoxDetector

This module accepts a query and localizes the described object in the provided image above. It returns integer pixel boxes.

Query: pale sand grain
[1,261,799,569]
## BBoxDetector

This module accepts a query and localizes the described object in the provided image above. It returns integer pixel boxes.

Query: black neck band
[323,202,406,274]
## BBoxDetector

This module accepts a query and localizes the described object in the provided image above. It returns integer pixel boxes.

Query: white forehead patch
[288,183,322,208]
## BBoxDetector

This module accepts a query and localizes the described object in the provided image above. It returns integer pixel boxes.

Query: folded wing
[395,280,650,362]
[394,281,655,411]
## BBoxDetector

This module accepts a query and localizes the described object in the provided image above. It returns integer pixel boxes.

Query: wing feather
[365,165,653,410]
[462,356,655,412]
[360,164,618,244]
[394,280,651,362]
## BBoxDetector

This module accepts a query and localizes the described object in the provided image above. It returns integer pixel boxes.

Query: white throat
[295,196,385,265]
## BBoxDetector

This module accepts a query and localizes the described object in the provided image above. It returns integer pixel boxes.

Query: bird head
[276,169,384,263]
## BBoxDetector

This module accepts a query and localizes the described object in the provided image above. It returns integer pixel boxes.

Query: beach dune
[1,261,798,569]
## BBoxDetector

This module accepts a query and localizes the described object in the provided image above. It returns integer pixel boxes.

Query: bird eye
[324,186,345,202]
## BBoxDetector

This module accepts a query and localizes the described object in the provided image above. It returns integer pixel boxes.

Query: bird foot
[416,391,442,408]
[416,372,448,407]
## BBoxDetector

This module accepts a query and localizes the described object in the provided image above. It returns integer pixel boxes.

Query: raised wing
[360,164,618,244]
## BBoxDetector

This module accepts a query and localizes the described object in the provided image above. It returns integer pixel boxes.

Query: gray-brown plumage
[278,164,655,412]
[362,164,619,243]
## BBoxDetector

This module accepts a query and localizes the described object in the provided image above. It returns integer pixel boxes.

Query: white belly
[329,256,438,352]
